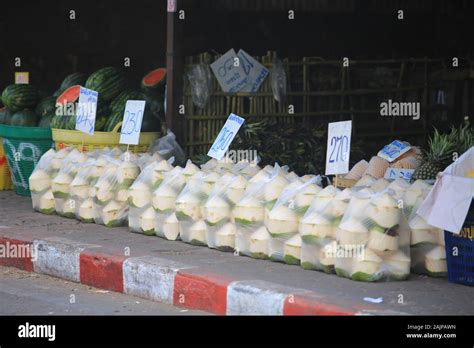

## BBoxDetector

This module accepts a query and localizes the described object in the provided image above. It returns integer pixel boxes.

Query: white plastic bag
[149,131,186,165]
[187,63,213,109]
[29,149,57,215]
[334,189,411,282]
[153,166,187,240]
[266,177,319,263]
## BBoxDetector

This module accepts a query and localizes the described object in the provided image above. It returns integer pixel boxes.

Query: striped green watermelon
[85,67,127,102]
[10,109,38,127]
[0,108,13,125]
[110,90,143,114]
[141,68,166,95]
[1,84,39,113]
[35,96,57,118]
[54,72,87,97]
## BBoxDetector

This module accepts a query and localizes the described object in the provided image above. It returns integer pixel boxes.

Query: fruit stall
[0,0,473,297]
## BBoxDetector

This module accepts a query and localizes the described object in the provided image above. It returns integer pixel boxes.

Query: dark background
[1,0,473,93]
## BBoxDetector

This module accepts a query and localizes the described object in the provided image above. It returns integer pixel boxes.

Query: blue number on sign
[122,111,137,135]
[329,135,349,163]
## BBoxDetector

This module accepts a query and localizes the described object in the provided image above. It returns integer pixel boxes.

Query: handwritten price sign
[119,100,146,145]
[325,121,352,175]
[378,140,411,162]
[75,87,98,135]
[384,168,414,181]
[207,113,245,160]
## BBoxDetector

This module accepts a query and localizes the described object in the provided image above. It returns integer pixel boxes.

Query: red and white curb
[0,235,402,316]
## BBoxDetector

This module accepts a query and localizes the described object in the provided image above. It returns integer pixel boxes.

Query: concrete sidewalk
[0,191,472,315]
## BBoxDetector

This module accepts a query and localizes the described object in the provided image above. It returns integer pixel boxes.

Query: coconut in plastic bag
[405,180,446,277]
[70,156,100,223]
[300,187,352,273]
[29,149,57,215]
[153,166,187,240]
[334,189,411,282]
[51,149,89,218]
[175,170,219,246]
[203,173,246,251]
[93,154,140,227]
[128,158,174,234]
[266,177,319,264]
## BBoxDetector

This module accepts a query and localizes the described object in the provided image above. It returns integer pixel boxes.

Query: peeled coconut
[263,175,289,204]
[410,215,441,246]
[336,218,369,246]
[102,200,124,227]
[38,190,55,214]
[188,220,207,245]
[351,248,382,281]
[182,161,200,179]
[29,169,51,193]
[116,189,129,203]
[368,228,399,251]
[286,171,300,182]
[161,213,180,240]
[249,226,270,259]
[283,234,302,265]
[215,222,236,249]
[204,195,231,225]
[384,250,410,279]
[128,181,151,208]
[267,205,299,236]
[387,178,410,199]
[79,198,95,222]
[425,246,447,275]
[153,185,178,212]
[226,175,248,204]
[117,162,139,186]
[311,185,339,213]
[248,168,271,184]
[139,207,156,234]
[233,196,265,225]
[300,213,333,241]
[295,183,321,210]
[52,172,73,198]
[176,192,202,220]
[367,193,400,229]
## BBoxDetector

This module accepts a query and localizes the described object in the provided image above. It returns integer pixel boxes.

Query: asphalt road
[0,266,208,315]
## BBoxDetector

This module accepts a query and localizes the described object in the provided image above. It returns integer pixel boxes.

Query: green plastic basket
[0,125,53,196]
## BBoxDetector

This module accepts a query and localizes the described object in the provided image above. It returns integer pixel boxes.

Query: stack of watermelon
[1,66,166,132]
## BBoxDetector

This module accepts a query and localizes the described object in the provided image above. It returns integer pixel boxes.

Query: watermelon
[54,72,87,97]
[35,96,57,118]
[38,114,52,128]
[95,101,110,131]
[110,90,143,114]
[56,85,81,106]
[10,109,38,127]
[1,84,39,112]
[141,68,166,95]
[85,67,127,102]
[104,106,161,133]
[0,108,13,125]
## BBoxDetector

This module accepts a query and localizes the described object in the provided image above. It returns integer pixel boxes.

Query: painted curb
[0,234,388,316]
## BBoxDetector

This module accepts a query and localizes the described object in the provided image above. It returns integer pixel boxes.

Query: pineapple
[411,129,456,181]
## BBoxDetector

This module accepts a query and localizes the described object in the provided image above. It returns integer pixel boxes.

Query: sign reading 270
[325,121,352,175]
[207,113,245,160]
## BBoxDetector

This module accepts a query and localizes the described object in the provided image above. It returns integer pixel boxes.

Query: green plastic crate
[0,125,53,196]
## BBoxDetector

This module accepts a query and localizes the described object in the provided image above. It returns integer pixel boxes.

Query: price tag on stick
[325,121,352,176]
[75,87,98,135]
[207,113,245,160]
[119,100,146,145]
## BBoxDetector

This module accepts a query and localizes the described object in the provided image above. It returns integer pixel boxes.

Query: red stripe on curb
[0,237,34,272]
[79,250,125,293]
[173,271,232,315]
[283,294,358,316]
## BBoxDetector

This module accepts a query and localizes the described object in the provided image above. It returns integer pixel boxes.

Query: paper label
[378,140,411,162]
[237,49,269,93]
[325,121,352,175]
[167,0,177,12]
[384,168,414,181]
[75,87,98,135]
[210,49,248,93]
[207,113,245,160]
[119,100,146,145]
[15,72,29,84]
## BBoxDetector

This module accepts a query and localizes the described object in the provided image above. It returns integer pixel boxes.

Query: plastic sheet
[271,57,287,103]
[29,148,57,215]
[148,131,186,165]
[187,64,213,109]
